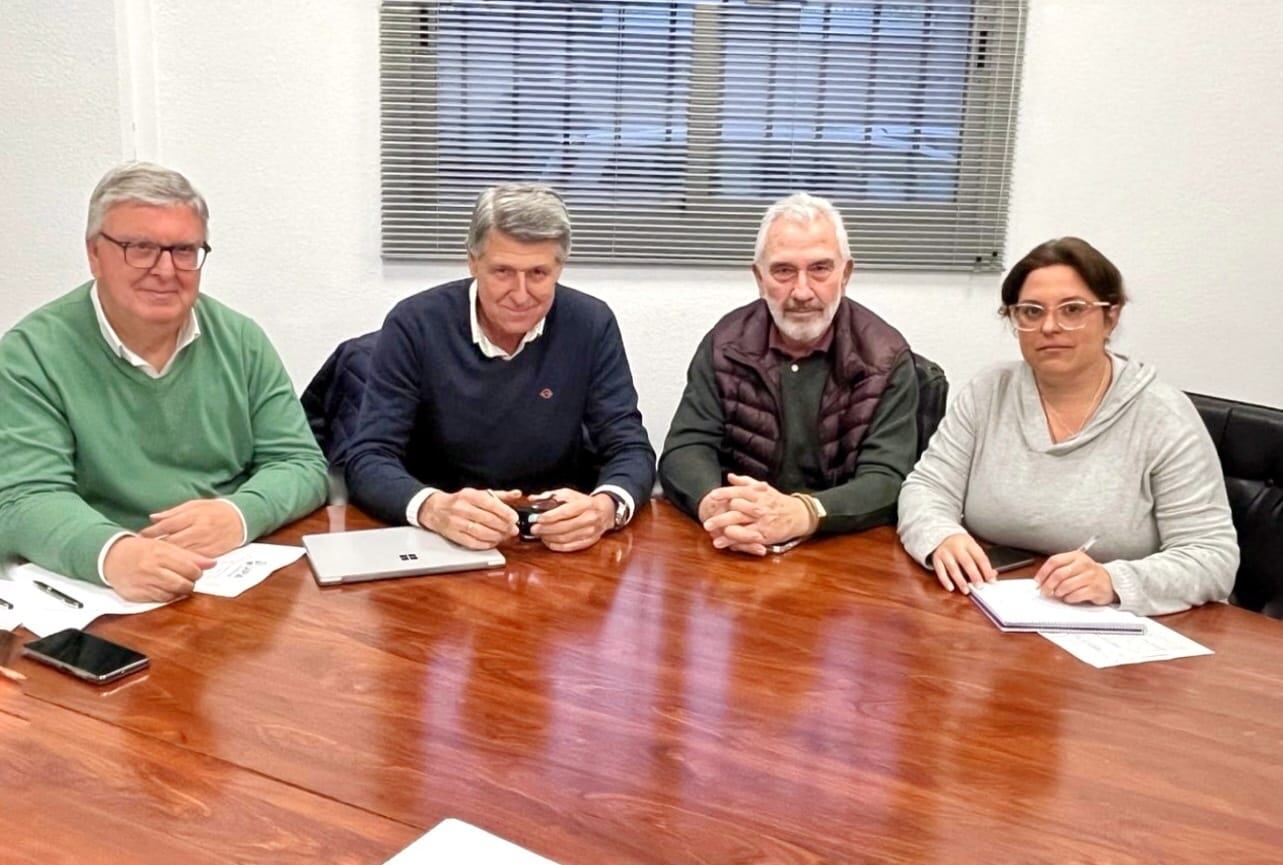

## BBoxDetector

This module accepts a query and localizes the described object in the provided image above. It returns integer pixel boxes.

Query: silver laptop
[303,526,505,586]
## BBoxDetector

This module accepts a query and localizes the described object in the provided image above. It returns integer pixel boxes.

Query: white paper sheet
[1041,620,1213,668]
[5,543,304,636]
[385,819,560,865]
[194,543,304,598]
[7,566,164,637]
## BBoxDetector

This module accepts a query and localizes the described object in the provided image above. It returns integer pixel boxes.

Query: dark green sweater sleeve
[658,332,726,520]
[811,355,919,534]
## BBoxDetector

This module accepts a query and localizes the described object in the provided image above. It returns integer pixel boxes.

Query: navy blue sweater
[344,279,656,525]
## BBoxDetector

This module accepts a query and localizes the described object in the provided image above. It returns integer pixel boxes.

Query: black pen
[32,580,84,609]
[0,596,13,610]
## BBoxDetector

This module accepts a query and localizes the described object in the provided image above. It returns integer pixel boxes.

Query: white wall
[4,0,1281,454]
[1007,0,1283,403]
[0,1,121,297]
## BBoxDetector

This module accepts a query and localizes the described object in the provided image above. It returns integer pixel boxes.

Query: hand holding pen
[102,536,216,603]
[1034,534,1119,606]
[417,488,521,550]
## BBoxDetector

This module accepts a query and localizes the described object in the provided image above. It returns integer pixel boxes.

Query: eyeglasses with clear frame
[97,232,211,271]
[1005,299,1113,332]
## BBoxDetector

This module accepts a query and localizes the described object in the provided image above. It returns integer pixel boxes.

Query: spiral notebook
[970,579,1147,634]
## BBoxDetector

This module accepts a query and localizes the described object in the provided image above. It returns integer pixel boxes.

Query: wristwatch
[790,492,827,535]
[602,491,629,530]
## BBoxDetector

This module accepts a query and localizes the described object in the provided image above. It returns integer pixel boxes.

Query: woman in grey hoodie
[897,237,1238,616]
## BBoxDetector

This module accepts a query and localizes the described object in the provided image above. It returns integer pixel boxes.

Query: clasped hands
[418,487,616,553]
[696,473,814,556]
[929,532,1118,604]
[105,499,244,602]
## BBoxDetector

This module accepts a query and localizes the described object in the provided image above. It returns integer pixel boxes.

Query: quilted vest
[710,298,909,485]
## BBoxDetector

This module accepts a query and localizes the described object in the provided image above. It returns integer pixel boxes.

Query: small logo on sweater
[539,388,554,399]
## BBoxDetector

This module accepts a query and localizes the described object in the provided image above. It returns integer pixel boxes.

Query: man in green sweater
[659,193,919,555]
[0,162,326,601]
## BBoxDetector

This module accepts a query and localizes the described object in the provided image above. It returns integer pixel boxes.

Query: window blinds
[380,0,1026,270]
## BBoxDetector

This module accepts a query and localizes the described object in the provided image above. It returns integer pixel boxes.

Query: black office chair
[912,352,949,458]
[1188,392,1283,619]
[301,330,380,467]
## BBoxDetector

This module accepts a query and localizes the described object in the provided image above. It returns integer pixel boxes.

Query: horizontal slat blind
[381,0,1026,270]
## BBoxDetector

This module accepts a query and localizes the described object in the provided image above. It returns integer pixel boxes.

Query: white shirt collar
[468,279,546,361]
[90,282,201,379]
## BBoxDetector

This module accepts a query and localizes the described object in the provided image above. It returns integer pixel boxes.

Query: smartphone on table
[23,628,149,684]
[983,544,1038,573]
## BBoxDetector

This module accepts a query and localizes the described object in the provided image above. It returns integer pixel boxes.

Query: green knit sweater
[0,282,327,583]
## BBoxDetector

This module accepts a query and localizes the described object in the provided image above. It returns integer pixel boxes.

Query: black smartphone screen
[23,629,149,683]
[984,545,1039,572]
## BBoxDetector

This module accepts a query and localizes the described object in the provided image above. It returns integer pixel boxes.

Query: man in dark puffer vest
[660,193,918,555]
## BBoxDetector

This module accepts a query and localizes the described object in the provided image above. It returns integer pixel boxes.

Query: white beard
[765,294,840,345]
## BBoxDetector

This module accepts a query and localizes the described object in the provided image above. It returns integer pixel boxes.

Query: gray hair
[467,184,571,262]
[85,161,209,240]
[753,192,851,264]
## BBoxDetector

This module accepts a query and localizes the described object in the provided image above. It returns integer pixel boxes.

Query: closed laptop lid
[303,526,505,585]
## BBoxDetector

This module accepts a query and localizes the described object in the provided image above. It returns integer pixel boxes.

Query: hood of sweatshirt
[1016,352,1157,454]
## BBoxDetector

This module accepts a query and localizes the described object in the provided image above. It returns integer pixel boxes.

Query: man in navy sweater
[344,184,655,552]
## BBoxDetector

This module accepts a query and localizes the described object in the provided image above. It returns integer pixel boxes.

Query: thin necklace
[1039,358,1111,442]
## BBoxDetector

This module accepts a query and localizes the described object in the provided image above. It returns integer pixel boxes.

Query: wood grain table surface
[3,500,1281,864]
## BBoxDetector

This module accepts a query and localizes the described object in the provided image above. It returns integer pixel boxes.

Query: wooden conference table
[2,501,1281,864]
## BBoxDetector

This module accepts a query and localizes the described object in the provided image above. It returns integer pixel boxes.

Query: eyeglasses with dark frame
[1005,299,1113,332]
[97,232,212,272]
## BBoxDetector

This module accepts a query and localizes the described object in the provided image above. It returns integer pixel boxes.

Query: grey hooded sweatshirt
[897,353,1238,616]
